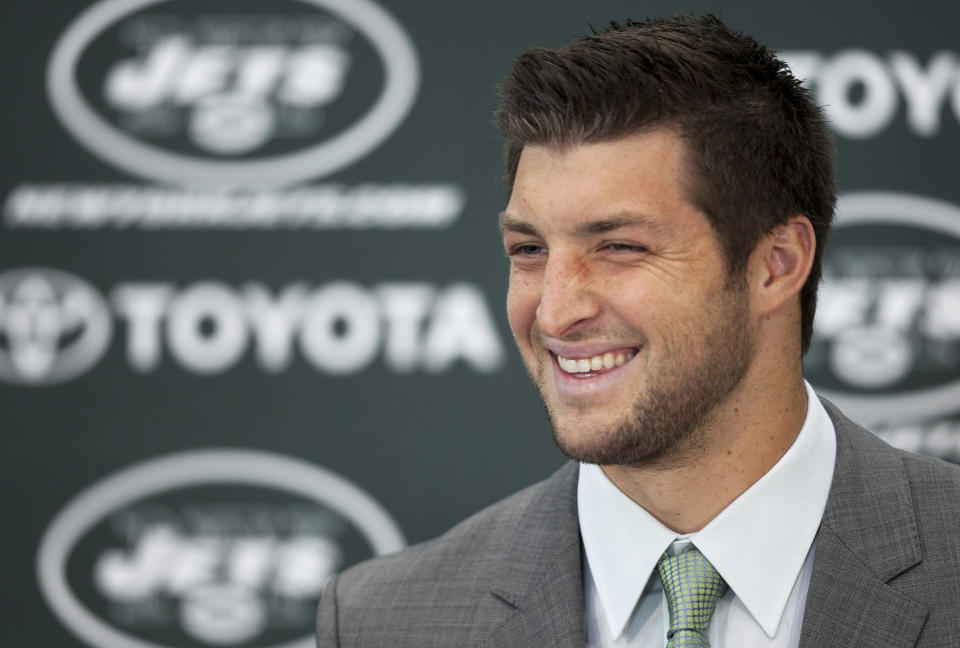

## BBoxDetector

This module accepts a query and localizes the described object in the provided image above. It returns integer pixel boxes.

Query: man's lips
[548,346,639,377]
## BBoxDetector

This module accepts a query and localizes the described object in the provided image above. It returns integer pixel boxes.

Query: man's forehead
[498,130,714,244]
[510,131,693,195]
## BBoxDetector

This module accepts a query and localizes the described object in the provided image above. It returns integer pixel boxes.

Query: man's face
[501,129,753,466]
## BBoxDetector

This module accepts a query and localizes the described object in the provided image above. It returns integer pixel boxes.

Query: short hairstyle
[496,15,836,354]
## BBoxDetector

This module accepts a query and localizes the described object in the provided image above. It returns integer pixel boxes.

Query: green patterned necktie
[656,548,729,648]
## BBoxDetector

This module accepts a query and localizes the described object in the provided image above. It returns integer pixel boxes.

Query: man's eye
[510,244,545,256]
[605,243,647,253]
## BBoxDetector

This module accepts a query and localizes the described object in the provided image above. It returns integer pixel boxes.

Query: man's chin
[539,391,669,464]
[549,422,635,465]
[548,411,705,467]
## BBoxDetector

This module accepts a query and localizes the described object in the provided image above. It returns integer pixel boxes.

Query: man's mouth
[554,348,637,378]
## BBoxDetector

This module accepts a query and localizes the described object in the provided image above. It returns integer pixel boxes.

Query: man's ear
[750,215,816,314]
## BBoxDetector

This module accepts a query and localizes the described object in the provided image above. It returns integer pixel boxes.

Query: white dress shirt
[579,382,836,647]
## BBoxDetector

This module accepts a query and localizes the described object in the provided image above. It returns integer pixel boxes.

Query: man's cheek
[505,290,536,339]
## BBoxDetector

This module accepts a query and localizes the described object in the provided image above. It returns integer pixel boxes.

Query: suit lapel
[798,400,928,648]
[481,462,585,648]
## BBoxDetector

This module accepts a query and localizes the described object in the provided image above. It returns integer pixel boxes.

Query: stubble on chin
[548,387,715,469]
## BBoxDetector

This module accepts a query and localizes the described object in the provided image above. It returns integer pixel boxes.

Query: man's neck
[600,372,808,534]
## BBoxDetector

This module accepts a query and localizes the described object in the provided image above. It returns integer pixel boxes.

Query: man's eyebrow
[498,213,539,236]
[498,212,663,237]
[574,213,663,236]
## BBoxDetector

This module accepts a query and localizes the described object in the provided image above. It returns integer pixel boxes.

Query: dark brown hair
[496,15,835,353]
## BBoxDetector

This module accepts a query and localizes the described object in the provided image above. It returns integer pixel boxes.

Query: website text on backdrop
[316,15,960,647]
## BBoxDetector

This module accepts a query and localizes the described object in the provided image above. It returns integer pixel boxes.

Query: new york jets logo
[37,449,406,648]
[47,0,419,187]
[807,192,960,425]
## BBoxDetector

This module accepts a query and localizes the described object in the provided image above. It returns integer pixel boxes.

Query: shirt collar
[577,382,836,639]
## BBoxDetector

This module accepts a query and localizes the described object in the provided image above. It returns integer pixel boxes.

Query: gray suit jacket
[317,400,960,646]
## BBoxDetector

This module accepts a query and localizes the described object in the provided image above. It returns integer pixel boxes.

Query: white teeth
[557,350,636,375]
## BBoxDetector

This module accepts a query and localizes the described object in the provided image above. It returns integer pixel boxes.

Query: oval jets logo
[47,0,419,188]
[37,449,406,648]
[0,268,112,385]
[806,192,960,425]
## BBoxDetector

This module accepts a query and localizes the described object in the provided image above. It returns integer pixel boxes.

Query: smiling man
[317,16,960,648]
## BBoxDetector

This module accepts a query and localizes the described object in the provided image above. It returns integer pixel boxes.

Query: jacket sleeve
[316,574,340,648]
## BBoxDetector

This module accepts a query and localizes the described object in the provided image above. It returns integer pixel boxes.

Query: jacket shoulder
[826,396,960,492]
[317,462,579,647]
[339,464,569,591]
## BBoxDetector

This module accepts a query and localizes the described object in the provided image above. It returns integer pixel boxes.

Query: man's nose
[536,253,601,338]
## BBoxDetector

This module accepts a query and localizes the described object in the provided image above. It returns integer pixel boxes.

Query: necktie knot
[656,548,728,648]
